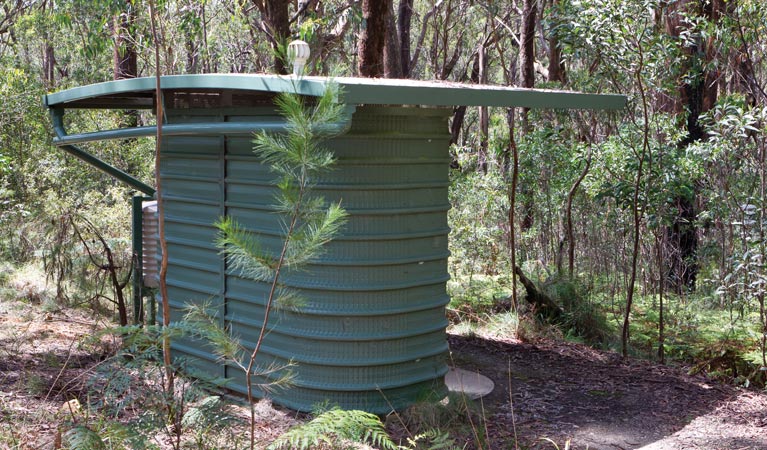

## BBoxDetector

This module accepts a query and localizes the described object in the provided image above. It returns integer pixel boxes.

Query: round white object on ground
[444,367,494,399]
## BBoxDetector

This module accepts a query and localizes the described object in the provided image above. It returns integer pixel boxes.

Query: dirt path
[448,333,767,449]
[2,298,766,449]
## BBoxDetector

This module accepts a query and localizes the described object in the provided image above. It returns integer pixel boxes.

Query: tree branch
[408,0,444,74]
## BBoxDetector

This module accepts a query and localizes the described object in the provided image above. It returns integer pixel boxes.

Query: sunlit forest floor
[448,333,767,449]
[1,281,766,449]
[0,293,296,449]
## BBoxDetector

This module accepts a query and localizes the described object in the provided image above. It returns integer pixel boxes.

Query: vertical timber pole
[132,195,145,324]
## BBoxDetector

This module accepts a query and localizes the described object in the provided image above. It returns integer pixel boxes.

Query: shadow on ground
[448,333,766,450]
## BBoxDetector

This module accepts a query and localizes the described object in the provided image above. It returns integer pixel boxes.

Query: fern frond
[181,395,237,431]
[405,428,458,450]
[267,409,398,450]
[62,425,106,450]
[101,421,153,450]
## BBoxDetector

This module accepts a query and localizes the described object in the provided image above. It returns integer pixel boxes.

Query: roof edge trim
[44,74,626,111]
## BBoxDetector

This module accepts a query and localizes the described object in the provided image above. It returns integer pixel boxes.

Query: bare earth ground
[1,299,766,449]
[449,334,767,449]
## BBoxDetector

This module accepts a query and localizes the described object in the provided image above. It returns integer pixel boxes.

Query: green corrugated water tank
[163,98,452,412]
[44,75,625,413]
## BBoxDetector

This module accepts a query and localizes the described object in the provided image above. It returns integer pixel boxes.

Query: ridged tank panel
[160,104,452,413]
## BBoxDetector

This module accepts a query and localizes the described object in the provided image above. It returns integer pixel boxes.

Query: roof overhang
[43,74,626,198]
[44,74,627,111]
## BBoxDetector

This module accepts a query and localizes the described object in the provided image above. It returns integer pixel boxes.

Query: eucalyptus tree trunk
[384,0,402,78]
[247,0,290,74]
[449,48,481,149]
[42,0,55,88]
[398,0,414,77]
[358,0,389,77]
[566,155,591,277]
[113,0,137,80]
[663,0,724,293]
[264,0,290,75]
[43,42,55,87]
[148,2,179,446]
[113,0,138,128]
[518,0,538,237]
[759,118,767,367]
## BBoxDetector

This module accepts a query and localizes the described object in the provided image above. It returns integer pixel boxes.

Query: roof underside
[44,74,626,111]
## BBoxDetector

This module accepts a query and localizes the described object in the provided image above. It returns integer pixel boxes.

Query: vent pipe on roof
[288,40,310,76]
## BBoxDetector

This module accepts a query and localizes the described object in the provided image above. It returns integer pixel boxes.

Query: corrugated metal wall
[161,94,452,413]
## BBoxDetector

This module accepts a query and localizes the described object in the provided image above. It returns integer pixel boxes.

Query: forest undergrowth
[447,272,767,389]
[4,0,767,448]
[447,166,767,392]
[2,257,767,450]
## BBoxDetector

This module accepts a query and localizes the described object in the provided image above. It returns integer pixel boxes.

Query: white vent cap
[288,40,310,76]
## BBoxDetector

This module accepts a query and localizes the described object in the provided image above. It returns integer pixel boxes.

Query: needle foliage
[214,82,349,450]
[214,83,349,288]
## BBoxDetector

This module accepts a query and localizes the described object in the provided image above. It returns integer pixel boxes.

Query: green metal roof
[44,74,626,110]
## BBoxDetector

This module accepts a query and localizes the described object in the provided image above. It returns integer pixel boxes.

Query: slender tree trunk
[449,49,481,148]
[358,0,389,77]
[42,0,55,88]
[70,218,129,326]
[566,154,591,278]
[398,0,414,77]
[732,5,766,103]
[244,192,302,450]
[43,42,55,87]
[182,2,211,74]
[408,0,444,78]
[185,39,198,73]
[759,124,767,367]
[148,1,178,445]
[478,43,488,173]
[201,4,210,73]
[623,151,645,358]
[657,106,669,364]
[449,106,467,149]
[519,0,537,131]
[623,40,651,359]
[507,108,519,312]
[114,0,138,128]
[547,0,566,83]
[384,0,402,78]
[518,0,538,237]
[657,230,666,363]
